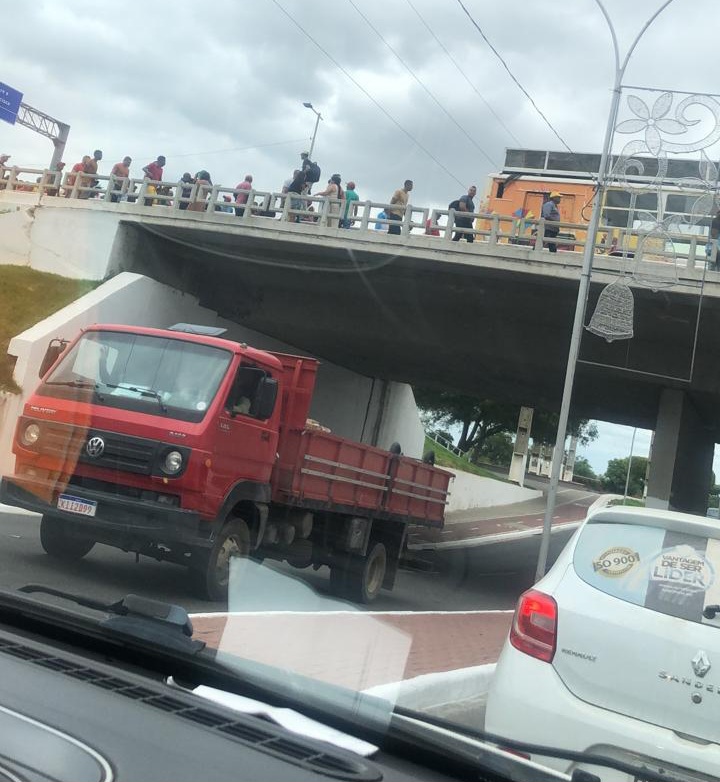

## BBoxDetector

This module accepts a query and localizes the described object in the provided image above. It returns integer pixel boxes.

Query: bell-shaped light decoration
[586,279,634,342]
[631,228,678,291]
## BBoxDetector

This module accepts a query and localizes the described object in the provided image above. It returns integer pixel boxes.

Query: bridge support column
[646,388,714,514]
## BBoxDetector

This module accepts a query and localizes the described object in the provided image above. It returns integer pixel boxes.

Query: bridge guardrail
[1,164,717,271]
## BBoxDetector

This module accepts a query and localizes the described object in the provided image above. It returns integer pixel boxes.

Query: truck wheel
[192,518,250,602]
[40,516,95,562]
[332,542,387,604]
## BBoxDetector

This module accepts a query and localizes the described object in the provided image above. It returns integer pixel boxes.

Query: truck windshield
[41,331,232,422]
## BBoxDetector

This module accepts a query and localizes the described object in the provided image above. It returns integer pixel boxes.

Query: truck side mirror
[254,377,278,420]
[39,339,68,379]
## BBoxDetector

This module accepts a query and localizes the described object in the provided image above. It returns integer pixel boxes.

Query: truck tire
[40,516,95,562]
[331,542,387,604]
[191,518,250,602]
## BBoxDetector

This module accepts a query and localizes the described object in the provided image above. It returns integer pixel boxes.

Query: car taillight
[509,589,557,663]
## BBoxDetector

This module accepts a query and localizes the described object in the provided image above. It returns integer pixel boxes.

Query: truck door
[214,364,279,488]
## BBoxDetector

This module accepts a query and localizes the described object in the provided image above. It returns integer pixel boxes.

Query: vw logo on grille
[86,436,105,458]
[692,650,711,678]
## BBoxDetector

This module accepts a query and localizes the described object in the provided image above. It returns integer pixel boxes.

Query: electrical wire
[454,0,573,153]
[347,0,499,169]
[137,138,307,160]
[405,0,522,148]
[269,0,467,189]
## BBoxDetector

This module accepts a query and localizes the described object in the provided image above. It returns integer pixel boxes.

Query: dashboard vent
[0,637,381,781]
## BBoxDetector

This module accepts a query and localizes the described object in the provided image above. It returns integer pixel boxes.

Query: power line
[138,138,307,160]
[455,0,573,153]
[269,0,467,189]
[405,0,522,148]
[347,0,499,169]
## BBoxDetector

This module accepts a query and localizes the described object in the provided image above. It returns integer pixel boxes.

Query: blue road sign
[0,82,23,125]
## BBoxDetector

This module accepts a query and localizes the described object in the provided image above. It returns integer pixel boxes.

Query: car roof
[586,505,720,540]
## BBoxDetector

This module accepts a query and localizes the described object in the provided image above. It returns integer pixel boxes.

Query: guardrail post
[104,175,114,202]
[443,210,453,241]
[402,203,412,236]
[489,214,499,246]
[242,189,255,221]
[687,236,697,270]
[534,220,545,251]
[360,200,370,231]
[319,195,330,227]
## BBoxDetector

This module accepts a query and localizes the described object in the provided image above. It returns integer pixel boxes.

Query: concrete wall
[0,197,120,280]
[445,467,541,512]
[1,272,426,474]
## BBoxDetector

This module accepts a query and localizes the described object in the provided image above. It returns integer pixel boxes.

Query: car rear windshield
[573,521,720,627]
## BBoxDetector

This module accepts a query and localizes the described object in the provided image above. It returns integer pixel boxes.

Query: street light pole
[303,102,322,158]
[535,0,677,582]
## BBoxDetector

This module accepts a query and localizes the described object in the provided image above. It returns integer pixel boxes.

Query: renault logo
[86,436,105,458]
[692,650,711,678]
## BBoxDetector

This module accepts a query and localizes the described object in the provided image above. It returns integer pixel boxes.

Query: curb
[363,663,496,713]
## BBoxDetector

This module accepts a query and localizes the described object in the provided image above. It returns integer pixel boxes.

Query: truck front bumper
[0,476,213,550]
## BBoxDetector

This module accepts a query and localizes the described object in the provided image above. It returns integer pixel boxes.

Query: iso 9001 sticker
[592,547,640,577]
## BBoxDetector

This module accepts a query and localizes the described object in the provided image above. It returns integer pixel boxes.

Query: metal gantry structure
[15,103,69,169]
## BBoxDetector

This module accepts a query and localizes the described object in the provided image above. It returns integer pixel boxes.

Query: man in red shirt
[142,156,165,206]
[234,174,253,217]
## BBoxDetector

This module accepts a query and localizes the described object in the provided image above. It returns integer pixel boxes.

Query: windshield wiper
[391,707,690,782]
[99,382,168,413]
[17,585,203,654]
[44,379,96,389]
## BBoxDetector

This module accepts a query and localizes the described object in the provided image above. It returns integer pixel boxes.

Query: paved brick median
[193,611,512,690]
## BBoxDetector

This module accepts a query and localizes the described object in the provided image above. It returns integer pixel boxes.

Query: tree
[474,432,514,466]
[572,456,596,480]
[414,389,519,453]
[602,456,648,497]
[414,387,599,454]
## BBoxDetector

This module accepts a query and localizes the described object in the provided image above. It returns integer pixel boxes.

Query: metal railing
[1,164,718,270]
[426,431,467,458]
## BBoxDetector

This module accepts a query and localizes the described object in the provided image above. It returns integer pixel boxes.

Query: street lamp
[303,102,322,159]
[535,0,676,581]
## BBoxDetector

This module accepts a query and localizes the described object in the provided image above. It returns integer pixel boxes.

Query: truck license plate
[57,494,97,517]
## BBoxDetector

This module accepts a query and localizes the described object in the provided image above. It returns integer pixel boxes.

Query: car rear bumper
[485,643,720,782]
[0,475,213,550]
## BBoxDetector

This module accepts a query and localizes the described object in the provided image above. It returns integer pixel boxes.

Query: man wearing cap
[541,191,562,253]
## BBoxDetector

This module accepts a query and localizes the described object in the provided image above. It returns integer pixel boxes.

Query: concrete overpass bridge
[1,169,719,513]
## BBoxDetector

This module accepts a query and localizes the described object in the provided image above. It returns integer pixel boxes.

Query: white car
[485,506,720,782]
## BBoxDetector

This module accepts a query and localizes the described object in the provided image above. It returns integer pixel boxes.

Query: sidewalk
[192,610,512,690]
[408,485,599,550]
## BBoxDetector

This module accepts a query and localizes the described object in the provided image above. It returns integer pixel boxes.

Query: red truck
[0,324,451,602]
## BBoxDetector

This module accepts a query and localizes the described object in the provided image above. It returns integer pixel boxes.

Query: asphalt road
[0,508,576,614]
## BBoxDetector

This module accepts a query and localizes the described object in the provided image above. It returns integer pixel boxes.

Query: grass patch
[424,436,503,480]
[0,266,98,393]
[608,497,645,507]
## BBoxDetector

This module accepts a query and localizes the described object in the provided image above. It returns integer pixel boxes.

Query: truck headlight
[162,450,183,475]
[21,423,41,446]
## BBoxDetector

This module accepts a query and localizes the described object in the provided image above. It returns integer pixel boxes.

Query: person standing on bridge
[386,179,413,235]
[78,150,102,199]
[234,174,253,217]
[340,181,359,229]
[451,185,477,243]
[110,156,131,203]
[142,155,166,206]
[286,168,307,223]
[187,170,212,212]
[541,191,562,253]
[315,174,343,228]
[178,172,194,210]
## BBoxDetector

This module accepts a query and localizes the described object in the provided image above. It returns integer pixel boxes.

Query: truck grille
[29,420,157,475]
[80,433,155,475]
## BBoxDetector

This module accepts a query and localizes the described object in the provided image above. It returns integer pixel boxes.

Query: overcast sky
[2,0,718,474]
[2,0,717,202]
